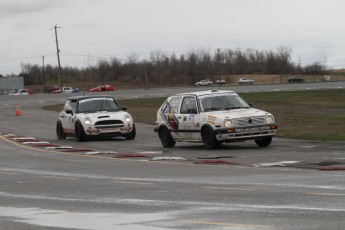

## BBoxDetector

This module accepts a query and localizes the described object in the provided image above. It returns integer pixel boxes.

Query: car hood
[205,108,271,119]
[76,111,128,120]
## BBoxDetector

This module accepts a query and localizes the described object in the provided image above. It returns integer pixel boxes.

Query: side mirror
[248,102,253,108]
[66,110,73,115]
[121,107,127,111]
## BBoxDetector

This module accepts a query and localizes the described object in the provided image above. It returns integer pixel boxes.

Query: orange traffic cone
[15,104,21,116]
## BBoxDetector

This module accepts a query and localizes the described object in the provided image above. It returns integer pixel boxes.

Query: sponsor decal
[188,115,195,123]
[206,115,217,125]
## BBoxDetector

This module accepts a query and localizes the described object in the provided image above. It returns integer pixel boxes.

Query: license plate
[101,128,118,133]
[235,126,270,133]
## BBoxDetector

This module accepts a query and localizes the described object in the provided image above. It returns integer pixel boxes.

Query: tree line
[19,46,327,87]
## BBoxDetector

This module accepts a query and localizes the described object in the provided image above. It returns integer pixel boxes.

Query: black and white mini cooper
[56,95,136,141]
[154,90,277,149]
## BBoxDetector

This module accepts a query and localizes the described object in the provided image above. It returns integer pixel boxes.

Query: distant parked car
[9,88,33,95]
[288,76,305,83]
[195,79,213,86]
[44,85,60,93]
[52,86,79,93]
[90,84,114,92]
[216,79,226,85]
[238,78,254,85]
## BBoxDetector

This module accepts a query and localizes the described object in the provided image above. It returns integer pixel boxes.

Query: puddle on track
[0,206,171,230]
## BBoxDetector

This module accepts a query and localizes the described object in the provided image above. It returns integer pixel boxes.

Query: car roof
[172,89,236,97]
[66,95,114,101]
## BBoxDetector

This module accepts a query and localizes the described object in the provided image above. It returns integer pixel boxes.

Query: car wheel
[125,123,136,140]
[255,137,272,147]
[159,126,176,148]
[75,122,86,142]
[202,127,220,149]
[56,121,66,140]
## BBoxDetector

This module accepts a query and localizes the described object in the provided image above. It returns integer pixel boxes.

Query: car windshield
[78,97,120,113]
[199,93,250,112]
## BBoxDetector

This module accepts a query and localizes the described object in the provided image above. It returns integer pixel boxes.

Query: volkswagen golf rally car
[56,95,136,141]
[154,90,277,149]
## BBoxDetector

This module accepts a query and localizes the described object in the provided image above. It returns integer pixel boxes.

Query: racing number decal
[167,113,179,130]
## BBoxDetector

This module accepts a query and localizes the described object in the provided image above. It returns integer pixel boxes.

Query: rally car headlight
[266,115,274,124]
[224,119,233,128]
[84,117,92,125]
[125,114,132,123]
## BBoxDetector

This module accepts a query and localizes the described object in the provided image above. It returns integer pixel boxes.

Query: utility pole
[42,56,46,93]
[53,24,63,91]
[144,64,149,90]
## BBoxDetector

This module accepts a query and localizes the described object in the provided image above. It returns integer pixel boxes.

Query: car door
[59,99,77,134]
[177,96,200,141]
[159,96,182,139]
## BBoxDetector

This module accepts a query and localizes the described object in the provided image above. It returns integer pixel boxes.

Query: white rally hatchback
[56,95,135,141]
[154,90,277,149]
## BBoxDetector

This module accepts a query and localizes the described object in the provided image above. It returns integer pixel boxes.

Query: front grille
[95,120,124,129]
[233,116,266,127]
[95,120,124,125]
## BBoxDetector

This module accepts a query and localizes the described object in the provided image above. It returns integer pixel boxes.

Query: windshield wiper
[204,107,221,111]
[224,106,249,110]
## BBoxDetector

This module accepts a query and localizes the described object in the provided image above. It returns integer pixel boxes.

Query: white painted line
[150,157,187,161]
[45,146,74,150]
[12,137,37,140]
[84,151,118,155]
[205,186,255,191]
[252,161,300,167]
[299,145,317,148]
[307,192,345,196]
[22,141,50,145]
[138,151,163,154]
[42,176,78,180]
[182,220,271,228]
[112,180,152,185]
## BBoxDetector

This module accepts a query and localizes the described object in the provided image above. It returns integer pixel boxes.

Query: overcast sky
[1,0,345,75]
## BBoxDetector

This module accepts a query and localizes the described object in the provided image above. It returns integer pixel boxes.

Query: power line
[61,52,119,60]
[0,54,54,64]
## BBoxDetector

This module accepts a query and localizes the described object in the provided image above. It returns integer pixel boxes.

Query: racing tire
[56,121,66,140]
[255,136,272,147]
[75,122,86,142]
[202,127,220,149]
[125,123,136,140]
[159,126,176,148]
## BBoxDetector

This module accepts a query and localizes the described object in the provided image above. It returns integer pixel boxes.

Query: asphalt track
[0,82,345,229]
[1,82,345,169]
